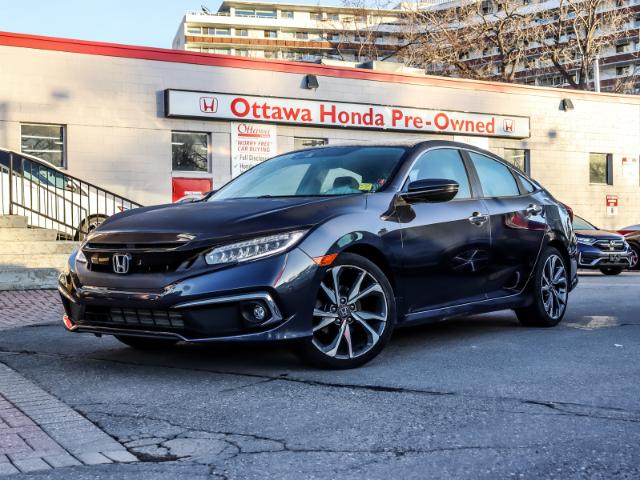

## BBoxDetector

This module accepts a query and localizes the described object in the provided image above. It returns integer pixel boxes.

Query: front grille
[594,239,626,252]
[84,307,184,329]
[85,250,198,274]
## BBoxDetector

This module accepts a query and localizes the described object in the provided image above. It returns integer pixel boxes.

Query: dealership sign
[165,90,530,139]
[231,122,277,177]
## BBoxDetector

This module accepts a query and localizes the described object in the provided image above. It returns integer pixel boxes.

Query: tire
[296,253,396,369]
[599,267,622,276]
[515,246,569,328]
[115,335,178,350]
[629,244,639,271]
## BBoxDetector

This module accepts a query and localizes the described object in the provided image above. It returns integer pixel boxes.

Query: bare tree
[539,0,632,90]
[330,0,400,62]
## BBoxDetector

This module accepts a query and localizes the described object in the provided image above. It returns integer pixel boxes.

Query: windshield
[573,215,597,230]
[212,146,408,200]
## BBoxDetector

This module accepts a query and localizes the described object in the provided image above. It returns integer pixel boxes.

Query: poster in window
[231,123,277,178]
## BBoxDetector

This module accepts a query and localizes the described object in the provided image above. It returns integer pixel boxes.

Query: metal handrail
[0,148,143,239]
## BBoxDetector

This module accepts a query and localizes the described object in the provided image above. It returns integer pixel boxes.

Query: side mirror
[401,178,459,203]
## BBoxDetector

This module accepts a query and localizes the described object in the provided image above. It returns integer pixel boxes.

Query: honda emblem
[199,96,218,113]
[112,253,132,274]
[503,119,514,133]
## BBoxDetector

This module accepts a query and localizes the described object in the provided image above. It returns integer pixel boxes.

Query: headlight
[577,237,597,245]
[74,248,87,270]
[204,230,307,265]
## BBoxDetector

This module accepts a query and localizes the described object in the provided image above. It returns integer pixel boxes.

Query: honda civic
[58,141,578,368]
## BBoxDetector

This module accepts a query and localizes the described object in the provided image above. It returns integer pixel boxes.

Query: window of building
[235,49,250,57]
[172,132,209,172]
[256,9,276,18]
[208,27,230,36]
[235,28,248,37]
[616,42,630,53]
[294,137,328,149]
[264,30,277,38]
[407,149,471,199]
[295,31,308,40]
[310,12,323,20]
[21,123,65,168]
[503,148,530,174]
[205,48,230,54]
[236,8,255,16]
[329,13,340,21]
[589,153,612,185]
[468,151,520,197]
[263,50,277,58]
[281,10,294,18]
[187,26,202,34]
[616,65,631,76]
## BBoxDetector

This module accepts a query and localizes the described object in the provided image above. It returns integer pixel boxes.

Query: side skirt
[398,292,531,328]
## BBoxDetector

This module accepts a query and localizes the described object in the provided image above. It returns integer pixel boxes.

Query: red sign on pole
[172,177,212,203]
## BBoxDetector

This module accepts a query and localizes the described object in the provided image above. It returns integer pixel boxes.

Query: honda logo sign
[112,253,132,274]
[199,97,218,113]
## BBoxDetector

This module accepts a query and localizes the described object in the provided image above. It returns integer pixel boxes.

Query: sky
[0,0,342,48]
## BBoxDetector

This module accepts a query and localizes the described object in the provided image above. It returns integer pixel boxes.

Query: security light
[305,74,319,90]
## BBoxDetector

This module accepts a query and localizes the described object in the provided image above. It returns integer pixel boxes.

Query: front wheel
[515,247,569,327]
[297,253,396,369]
[628,244,639,271]
[599,267,622,276]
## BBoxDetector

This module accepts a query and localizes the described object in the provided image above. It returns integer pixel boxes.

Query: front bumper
[577,247,632,269]
[58,248,320,343]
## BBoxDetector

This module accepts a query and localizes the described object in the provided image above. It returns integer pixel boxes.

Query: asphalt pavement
[0,272,638,479]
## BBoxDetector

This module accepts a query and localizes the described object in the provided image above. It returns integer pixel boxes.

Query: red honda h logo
[199,97,218,113]
[503,119,514,133]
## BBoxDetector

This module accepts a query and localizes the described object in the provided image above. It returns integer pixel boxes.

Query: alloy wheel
[630,248,639,270]
[312,265,388,360]
[540,254,568,320]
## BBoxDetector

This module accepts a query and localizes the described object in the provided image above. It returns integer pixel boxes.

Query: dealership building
[0,31,639,229]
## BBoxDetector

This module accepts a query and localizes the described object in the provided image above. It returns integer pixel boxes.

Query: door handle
[525,204,543,216]
[468,212,489,226]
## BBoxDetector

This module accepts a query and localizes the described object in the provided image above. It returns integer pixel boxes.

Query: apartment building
[172,0,405,62]
[174,0,639,93]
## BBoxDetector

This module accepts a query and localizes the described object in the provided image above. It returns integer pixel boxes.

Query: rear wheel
[599,267,623,276]
[515,247,568,327]
[115,335,178,350]
[297,253,396,369]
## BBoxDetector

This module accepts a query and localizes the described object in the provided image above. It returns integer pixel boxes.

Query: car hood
[90,195,366,245]
[575,229,624,240]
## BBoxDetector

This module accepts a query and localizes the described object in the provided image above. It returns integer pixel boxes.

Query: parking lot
[0,272,638,479]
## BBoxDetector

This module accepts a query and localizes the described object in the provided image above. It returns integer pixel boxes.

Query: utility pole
[593,54,601,92]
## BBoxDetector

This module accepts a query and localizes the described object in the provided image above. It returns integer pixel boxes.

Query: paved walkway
[0,290,139,475]
[0,363,137,475]
[0,290,62,330]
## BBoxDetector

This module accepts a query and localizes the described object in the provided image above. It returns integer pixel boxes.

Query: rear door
[396,147,492,313]
[465,150,546,299]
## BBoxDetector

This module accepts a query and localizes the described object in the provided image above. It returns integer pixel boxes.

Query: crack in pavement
[1,346,639,426]
[81,408,551,466]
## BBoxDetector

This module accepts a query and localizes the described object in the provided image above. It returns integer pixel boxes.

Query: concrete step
[0,215,29,228]
[0,268,61,291]
[0,241,78,255]
[0,254,71,270]
[0,228,58,242]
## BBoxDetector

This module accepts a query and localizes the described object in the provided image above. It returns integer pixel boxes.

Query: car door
[465,150,546,299]
[396,147,492,313]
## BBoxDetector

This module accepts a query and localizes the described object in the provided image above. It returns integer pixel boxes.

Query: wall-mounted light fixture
[304,74,319,90]
[560,98,574,111]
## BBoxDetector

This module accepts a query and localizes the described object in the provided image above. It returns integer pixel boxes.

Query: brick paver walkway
[0,363,137,475]
[0,290,62,330]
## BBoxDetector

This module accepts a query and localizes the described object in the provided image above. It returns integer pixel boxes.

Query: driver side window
[407,149,471,199]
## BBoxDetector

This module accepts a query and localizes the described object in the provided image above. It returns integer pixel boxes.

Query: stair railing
[0,148,143,239]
